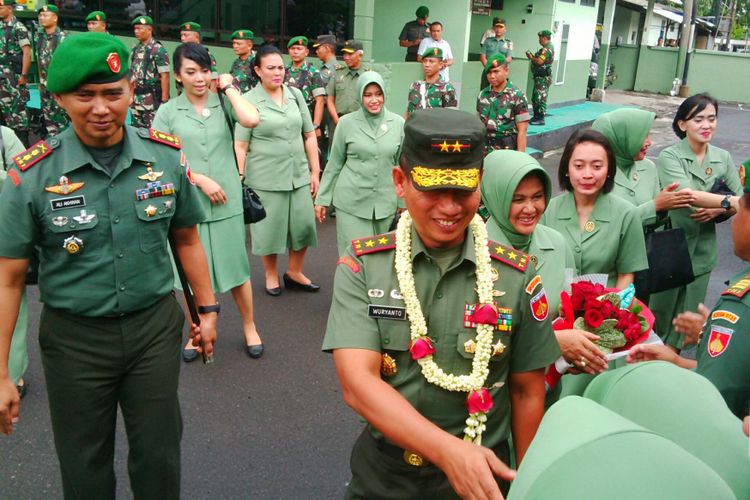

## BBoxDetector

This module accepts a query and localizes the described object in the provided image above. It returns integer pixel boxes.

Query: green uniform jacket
[0,126,205,316]
[0,126,25,177]
[482,37,513,60]
[326,65,367,116]
[322,227,560,448]
[542,192,647,286]
[235,84,314,191]
[316,109,404,218]
[657,139,742,275]
[610,159,661,225]
[695,266,750,418]
[153,92,242,222]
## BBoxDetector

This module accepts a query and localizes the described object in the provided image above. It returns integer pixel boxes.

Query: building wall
[549,0,599,103]
[611,5,641,45]
[633,46,679,94]
[688,50,750,103]
[606,44,639,90]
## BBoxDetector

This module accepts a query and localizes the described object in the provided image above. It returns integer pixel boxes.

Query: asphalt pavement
[2,90,749,499]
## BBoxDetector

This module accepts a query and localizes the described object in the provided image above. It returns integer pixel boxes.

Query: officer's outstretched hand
[0,375,20,435]
[437,437,515,500]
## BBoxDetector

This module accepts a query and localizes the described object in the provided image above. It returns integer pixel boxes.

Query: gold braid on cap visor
[410,166,480,189]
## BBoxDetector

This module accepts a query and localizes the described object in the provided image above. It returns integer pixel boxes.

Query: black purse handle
[217,91,242,177]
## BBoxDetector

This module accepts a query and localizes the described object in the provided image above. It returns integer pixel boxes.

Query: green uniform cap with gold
[493,17,506,26]
[312,34,336,48]
[179,21,200,32]
[231,29,253,40]
[46,32,130,94]
[132,15,153,26]
[484,54,508,72]
[39,4,58,13]
[402,108,485,192]
[341,39,363,53]
[287,35,308,49]
[421,47,443,60]
[416,5,429,18]
[85,10,106,22]
[538,29,552,38]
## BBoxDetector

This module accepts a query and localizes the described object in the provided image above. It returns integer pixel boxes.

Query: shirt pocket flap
[457,329,511,363]
[47,209,99,233]
[378,320,411,351]
[134,197,176,222]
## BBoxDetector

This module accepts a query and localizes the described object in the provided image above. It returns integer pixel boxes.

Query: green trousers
[334,209,394,256]
[8,290,28,384]
[39,294,184,500]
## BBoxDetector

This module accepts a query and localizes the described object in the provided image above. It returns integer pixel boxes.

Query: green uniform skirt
[649,272,711,350]
[249,186,317,256]
[334,208,394,256]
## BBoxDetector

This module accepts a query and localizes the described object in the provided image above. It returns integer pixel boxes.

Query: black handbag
[633,217,695,294]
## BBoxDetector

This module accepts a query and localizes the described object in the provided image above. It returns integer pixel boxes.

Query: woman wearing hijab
[315,71,405,255]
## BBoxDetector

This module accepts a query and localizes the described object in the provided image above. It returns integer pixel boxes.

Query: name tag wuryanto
[368,304,407,321]
[50,195,86,211]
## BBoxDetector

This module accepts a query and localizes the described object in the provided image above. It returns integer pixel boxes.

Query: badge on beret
[140,17,147,24]
[107,52,121,74]
[707,325,733,358]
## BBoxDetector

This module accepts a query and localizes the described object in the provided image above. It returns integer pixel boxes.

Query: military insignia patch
[45,176,85,195]
[711,310,740,324]
[13,141,53,171]
[707,325,733,358]
[7,169,20,186]
[106,52,121,73]
[488,241,530,272]
[138,166,164,182]
[148,129,181,149]
[336,255,360,273]
[431,139,471,153]
[380,353,397,377]
[352,232,396,256]
[722,274,750,298]
[525,275,542,295]
[530,289,549,321]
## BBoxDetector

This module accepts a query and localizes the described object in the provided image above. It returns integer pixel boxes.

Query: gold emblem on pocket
[464,339,477,354]
[144,204,158,217]
[63,236,83,255]
[380,353,397,377]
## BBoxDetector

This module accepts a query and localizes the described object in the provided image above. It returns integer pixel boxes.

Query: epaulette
[352,232,396,257]
[487,240,530,272]
[147,128,181,149]
[12,140,54,171]
[722,272,750,299]
[334,63,345,70]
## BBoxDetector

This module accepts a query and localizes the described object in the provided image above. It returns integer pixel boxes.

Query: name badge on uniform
[368,304,407,321]
[50,195,85,211]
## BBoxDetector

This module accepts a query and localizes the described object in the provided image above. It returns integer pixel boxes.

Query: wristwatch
[198,302,221,315]
[221,82,235,93]
[721,194,732,210]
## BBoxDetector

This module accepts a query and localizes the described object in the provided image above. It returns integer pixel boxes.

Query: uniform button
[436,291,444,299]
[117,252,124,259]
[119,284,126,291]
[109,182,115,188]
[574,246,581,253]
[629,191,635,197]
[199,124,205,129]
[383,338,390,345]
[203,156,208,161]
[114,217,120,224]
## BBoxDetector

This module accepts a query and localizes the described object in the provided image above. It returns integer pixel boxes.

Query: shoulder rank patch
[352,232,396,257]
[7,168,20,186]
[487,241,530,272]
[337,255,360,273]
[525,275,542,295]
[711,310,739,324]
[13,140,53,171]
[148,129,182,149]
[721,273,750,299]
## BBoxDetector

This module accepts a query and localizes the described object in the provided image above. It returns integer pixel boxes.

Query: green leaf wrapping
[574,317,625,354]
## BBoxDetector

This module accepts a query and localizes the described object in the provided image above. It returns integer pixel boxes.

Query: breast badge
[63,236,83,255]
[380,353,397,377]
[144,204,158,217]
[45,176,85,195]
[138,166,164,182]
[52,216,68,227]
[72,209,96,224]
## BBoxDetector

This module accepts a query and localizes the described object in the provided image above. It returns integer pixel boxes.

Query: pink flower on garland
[466,388,494,414]
[409,337,435,360]
[473,303,499,326]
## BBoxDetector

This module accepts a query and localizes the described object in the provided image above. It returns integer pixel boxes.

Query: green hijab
[480,150,552,252]
[591,108,655,172]
[357,71,386,133]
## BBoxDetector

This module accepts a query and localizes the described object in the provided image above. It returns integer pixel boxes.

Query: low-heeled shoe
[283,274,320,292]
[246,344,264,358]
[182,347,199,363]
[265,286,282,296]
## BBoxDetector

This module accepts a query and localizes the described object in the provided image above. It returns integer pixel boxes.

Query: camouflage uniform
[230,55,258,93]
[476,82,530,152]
[35,27,68,137]
[0,16,29,134]
[531,42,554,118]
[406,80,457,115]
[284,60,326,119]
[129,38,169,128]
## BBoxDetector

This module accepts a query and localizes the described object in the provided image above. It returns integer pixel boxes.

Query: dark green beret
[421,47,443,60]
[0,0,15,6]
[131,15,153,26]
[287,36,308,49]
[39,4,58,13]
[47,32,130,94]
[538,30,552,38]
[85,11,106,22]
[484,53,508,72]
[402,109,485,192]
[493,18,506,26]
[231,29,254,40]
[415,6,429,18]
[179,21,200,32]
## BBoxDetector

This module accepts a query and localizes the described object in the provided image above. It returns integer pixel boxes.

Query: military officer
[0,33,217,498]
[405,47,457,117]
[313,34,338,164]
[178,21,218,93]
[85,10,107,32]
[477,55,530,153]
[326,39,368,126]
[526,30,554,125]
[479,18,513,90]
[322,108,559,498]
[229,29,258,93]
[36,4,69,138]
[285,36,326,138]
[398,5,430,62]
[129,15,170,129]
[0,0,31,146]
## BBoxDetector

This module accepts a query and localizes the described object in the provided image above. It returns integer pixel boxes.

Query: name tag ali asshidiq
[368,305,407,321]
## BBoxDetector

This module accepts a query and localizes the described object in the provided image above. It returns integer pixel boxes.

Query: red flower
[584,308,605,329]
[600,300,618,319]
[409,337,435,360]
[473,303,499,326]
[624,323,643,342]
[466,388,494,414]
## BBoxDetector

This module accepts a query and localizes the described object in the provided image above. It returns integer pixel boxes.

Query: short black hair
[672,93,719,139]
[254,44,282,68]
[430,21,442,29]
[173,42,211,74]
[558,129,617,194]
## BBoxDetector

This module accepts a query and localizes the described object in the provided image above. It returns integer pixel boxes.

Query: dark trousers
[345,429,510,499]
[39,294,184,500]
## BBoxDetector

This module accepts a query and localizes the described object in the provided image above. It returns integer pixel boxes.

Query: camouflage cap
[231,29,254,40]
[287,35,308,49]
[312,34,336,48]
[538,30,552,38]
[39,4,58,13]
[484,53,508,72]
[421,47,443,60]
[416,6,429,18]
[341,39,363,53]
[46,32,129,94]
[402,109,486,192]
[85,10,106,22]
[132,15,154,26]
[179,21,200,32]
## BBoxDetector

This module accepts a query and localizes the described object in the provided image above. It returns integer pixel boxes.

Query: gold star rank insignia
[352,232,396,256]
[365,240,375,248]
[488,240,530,272]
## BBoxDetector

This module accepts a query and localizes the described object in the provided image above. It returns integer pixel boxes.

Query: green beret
[416,6,429,18]
[39,4,58,13]
[0,0,15,5]
[421,47,443,60]
[538,30,552,38]
[287,35,308,49]
[231,29,254,40]
[179,21,200,32]
[85,11,106,22]
[484,53,508,72]
[131,15,153,26]
[402,109,485,192]
[493,18,506,26]
[46,32,130,94]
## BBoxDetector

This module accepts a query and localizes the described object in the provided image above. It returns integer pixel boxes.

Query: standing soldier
[405,47,457,117]
[178,22,217,93]
[477,55,530,153]
[479,18,513,90]
[398,5,430,62]
[313,34,338,163]
[129,15,170,129]
[230,29,258,93]
[0,32,217,498]
[526,30,554,126]
[0,0,31,146]
[285,36,325,141]
[36,4,68,137]
[85,10,107,32]
[326,39,368,126]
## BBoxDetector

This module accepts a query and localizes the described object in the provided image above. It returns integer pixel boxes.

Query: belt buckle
[402,450,428,467]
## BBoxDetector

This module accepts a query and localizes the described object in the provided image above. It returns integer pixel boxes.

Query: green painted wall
[607,45,638,90]
[549,59,590,103]
[633,46,678,94]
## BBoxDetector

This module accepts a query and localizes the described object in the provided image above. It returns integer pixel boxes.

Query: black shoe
[529,116,545,125]
[265,286,282,296]
[16,381,27,399]
[182,347,199,362]
[283,273,320,292]
[246,344,264,359]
